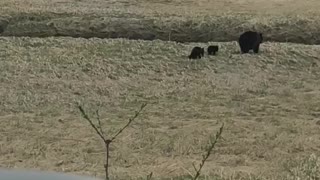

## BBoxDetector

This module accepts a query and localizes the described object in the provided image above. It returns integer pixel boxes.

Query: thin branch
[78,102,148,180]
[96,109,105,136]
[192,163,197,173]
[110,103,147,142]
[193,123,224,180]
[146,172,153,180]
[105,143,110,180]
[78,105,106,142]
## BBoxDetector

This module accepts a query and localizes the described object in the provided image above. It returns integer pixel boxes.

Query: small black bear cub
[238,31,263,54]
[189,46,205,59]
[207,45,219,55]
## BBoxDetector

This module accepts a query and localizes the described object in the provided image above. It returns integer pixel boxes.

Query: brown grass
[1,0,320,179]
[0,36,320,179]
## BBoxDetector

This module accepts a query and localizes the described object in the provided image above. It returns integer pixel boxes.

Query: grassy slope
[2,0,320,43]
[0,36,320,179]
[1,0,320,179]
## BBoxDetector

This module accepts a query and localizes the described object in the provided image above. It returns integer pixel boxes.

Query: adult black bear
[238,31,263,54]
[207,45,219,55]
[189,46,204,59]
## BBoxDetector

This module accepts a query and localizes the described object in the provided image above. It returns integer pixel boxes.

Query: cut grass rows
[2,13,320,44]
[2,0,320,44]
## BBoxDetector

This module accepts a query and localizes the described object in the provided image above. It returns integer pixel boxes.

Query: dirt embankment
[1,13,320,44]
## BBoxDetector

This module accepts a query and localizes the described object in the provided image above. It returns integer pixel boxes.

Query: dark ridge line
[1,34,319,46]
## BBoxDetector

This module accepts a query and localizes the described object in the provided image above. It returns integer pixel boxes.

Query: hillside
[1,0,320,179]
[0,36,320,179]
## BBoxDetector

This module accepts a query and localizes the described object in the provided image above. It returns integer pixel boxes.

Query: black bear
[238,31,263,54]
[189,46,204,59]
[207,45,219,55]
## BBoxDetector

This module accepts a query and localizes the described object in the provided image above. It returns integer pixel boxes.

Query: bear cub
[238,31,263,54]
[207,45,219,55]
[189,46,204,59]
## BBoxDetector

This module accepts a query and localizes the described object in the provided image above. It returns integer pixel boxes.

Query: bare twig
[104,141,111,179]
[78,103,147,180]
[192,123,224,180]
[78,105,106,142]
[192,163,198,173]
[146,172,153,180]
[96,109,105,136]
[110,103,147,142]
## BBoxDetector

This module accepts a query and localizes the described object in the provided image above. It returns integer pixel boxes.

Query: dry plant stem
[110,103,147,141]
[146,172,153,180]
[78,106,106,141]
[96,109,105,136]
[105,140,111,180]
[78,103,148,180]
[192,123,224,180]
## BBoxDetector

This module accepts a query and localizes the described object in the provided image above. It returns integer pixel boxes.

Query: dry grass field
[0,0,320,180]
